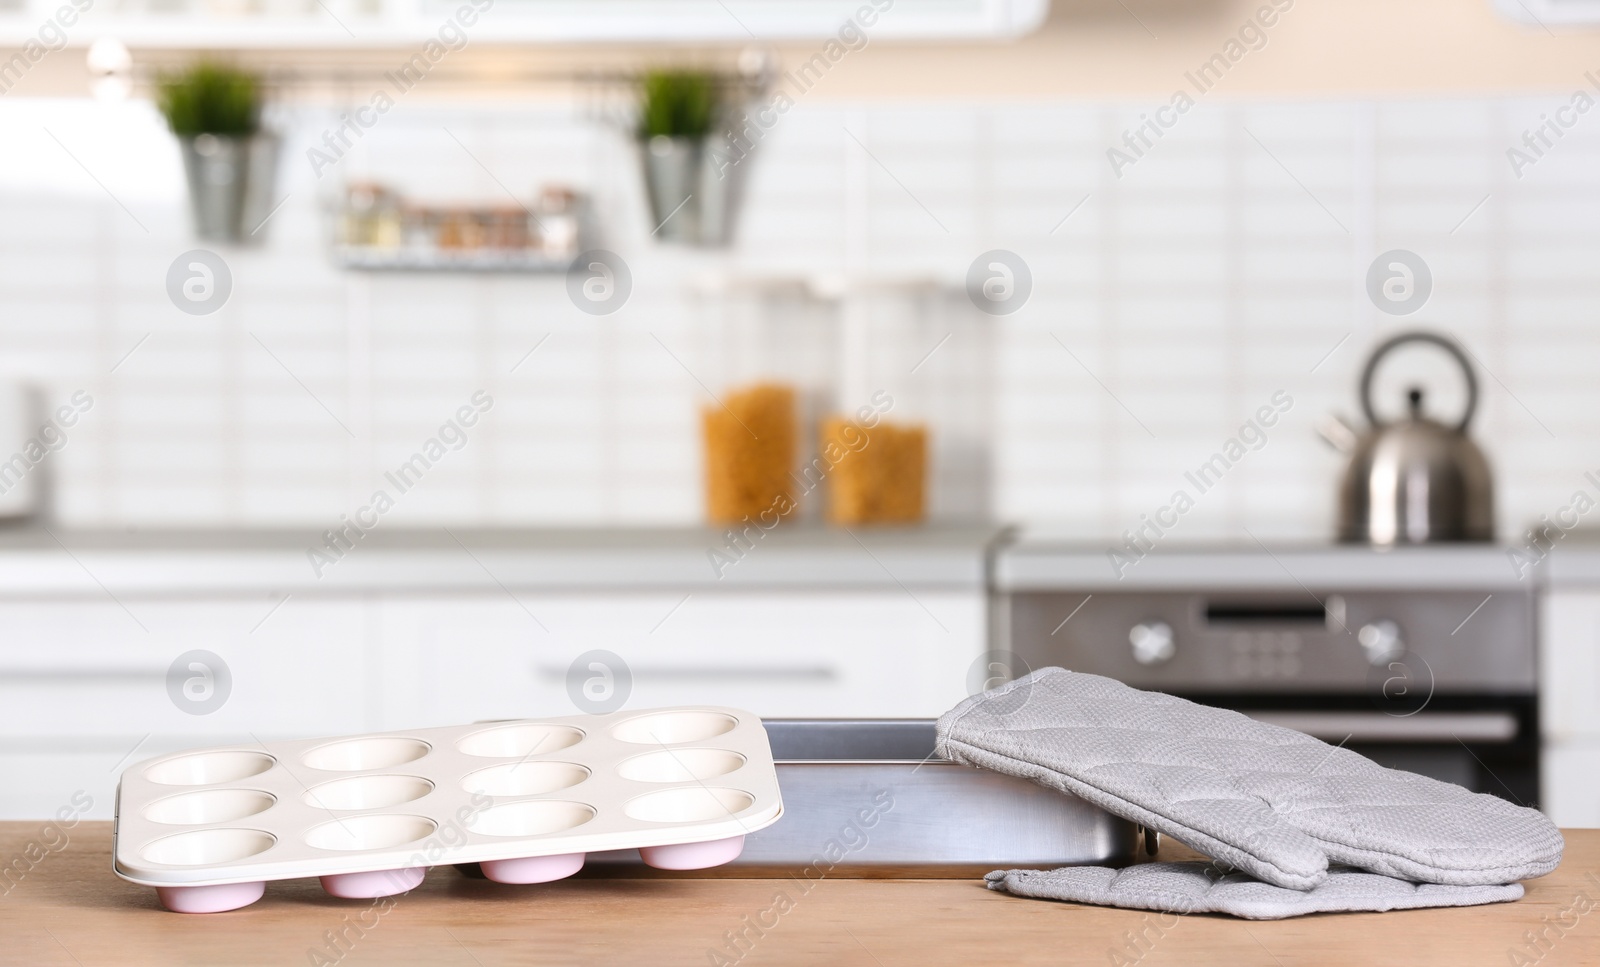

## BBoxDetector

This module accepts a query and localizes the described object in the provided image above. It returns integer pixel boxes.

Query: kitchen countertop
[0,525,1005,594]
[2,823,1594,966]
[9,522,1597,594]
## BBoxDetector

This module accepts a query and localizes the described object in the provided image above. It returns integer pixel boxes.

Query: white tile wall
[1,92,1595,539]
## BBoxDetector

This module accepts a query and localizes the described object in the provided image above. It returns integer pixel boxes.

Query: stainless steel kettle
[1320,331,1494,545]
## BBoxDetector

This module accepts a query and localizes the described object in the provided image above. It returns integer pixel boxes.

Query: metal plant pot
[639,133,747,246]
[179,132,281,244]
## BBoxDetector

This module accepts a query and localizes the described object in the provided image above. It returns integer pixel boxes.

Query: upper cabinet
[0,0,1051,47]
[1494,0,1600,25]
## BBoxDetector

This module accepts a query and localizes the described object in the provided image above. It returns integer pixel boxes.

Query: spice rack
[331,182,587,273]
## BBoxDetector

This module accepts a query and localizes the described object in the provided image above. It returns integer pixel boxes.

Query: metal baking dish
[587,719,1141,874]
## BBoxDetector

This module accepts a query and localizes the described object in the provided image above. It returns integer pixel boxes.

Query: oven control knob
[1357,620,1404,666]
[1130,621,1176,665]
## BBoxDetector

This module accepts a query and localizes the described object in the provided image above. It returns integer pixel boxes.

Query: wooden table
[1,823,1595,966]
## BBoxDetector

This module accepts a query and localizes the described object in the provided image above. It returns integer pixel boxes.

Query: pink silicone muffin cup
[155,881,266,914]
[480,852,586,884]
[320,867,425,899]
[638,835,745,870]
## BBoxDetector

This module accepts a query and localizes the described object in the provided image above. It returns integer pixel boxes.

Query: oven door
[1005,589,1540,806]
[1195,694,1538,806]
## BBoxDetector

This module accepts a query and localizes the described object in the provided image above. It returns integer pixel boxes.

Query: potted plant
[637,68,746,246]
[156,62,279,244]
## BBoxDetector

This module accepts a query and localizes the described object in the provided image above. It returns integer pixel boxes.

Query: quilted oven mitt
[935,668,1563,892]
[984,863,1525,921]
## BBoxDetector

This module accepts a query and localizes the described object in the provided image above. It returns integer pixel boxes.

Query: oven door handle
[1243,711,1518,743]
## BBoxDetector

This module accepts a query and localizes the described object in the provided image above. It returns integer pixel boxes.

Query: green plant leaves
[156,62,261,138]
[638,69,719,140]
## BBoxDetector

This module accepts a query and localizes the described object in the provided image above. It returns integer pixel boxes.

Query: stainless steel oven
[995,544,1539,805]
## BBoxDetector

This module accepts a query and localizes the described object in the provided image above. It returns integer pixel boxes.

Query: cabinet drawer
[0,748,116,822]
[378,591,984,727]
[0,734,261,821]
[0,598,371,737]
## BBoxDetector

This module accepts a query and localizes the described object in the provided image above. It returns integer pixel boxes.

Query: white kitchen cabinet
[1495,0,1600,26]
[0,596,371,819]
[1540,590,1600,742]
[0,597,372,738]
[0,0,1049,46]
[0,584,984,818]
[1540,589,1600,826]
[0,736,258,822]
[375,590,984,727]
[1543,742,1600,828]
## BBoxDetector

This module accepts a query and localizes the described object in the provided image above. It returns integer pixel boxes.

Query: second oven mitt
[984,862,1525,920]
[935,668,1564,890]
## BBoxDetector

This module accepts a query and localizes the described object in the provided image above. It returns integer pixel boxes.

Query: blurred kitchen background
[3,0,1600,829]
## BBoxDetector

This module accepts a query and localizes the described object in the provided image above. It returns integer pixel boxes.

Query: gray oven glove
[935,668,1563,891]
[984,862,1525,920]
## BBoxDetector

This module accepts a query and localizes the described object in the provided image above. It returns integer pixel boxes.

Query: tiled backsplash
[1,93,1594,541]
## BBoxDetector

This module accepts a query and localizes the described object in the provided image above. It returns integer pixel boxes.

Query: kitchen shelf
[333,245,574,273]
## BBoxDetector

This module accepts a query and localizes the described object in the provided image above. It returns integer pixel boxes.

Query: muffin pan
[112,706,782,913]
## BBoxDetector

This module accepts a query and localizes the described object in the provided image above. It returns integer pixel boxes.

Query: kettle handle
[1359,330,1478,433]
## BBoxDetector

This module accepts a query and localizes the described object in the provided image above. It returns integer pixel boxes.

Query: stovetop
[994,535,1526,592]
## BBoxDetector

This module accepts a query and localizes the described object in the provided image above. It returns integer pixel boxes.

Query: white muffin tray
[112,706,783,913]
